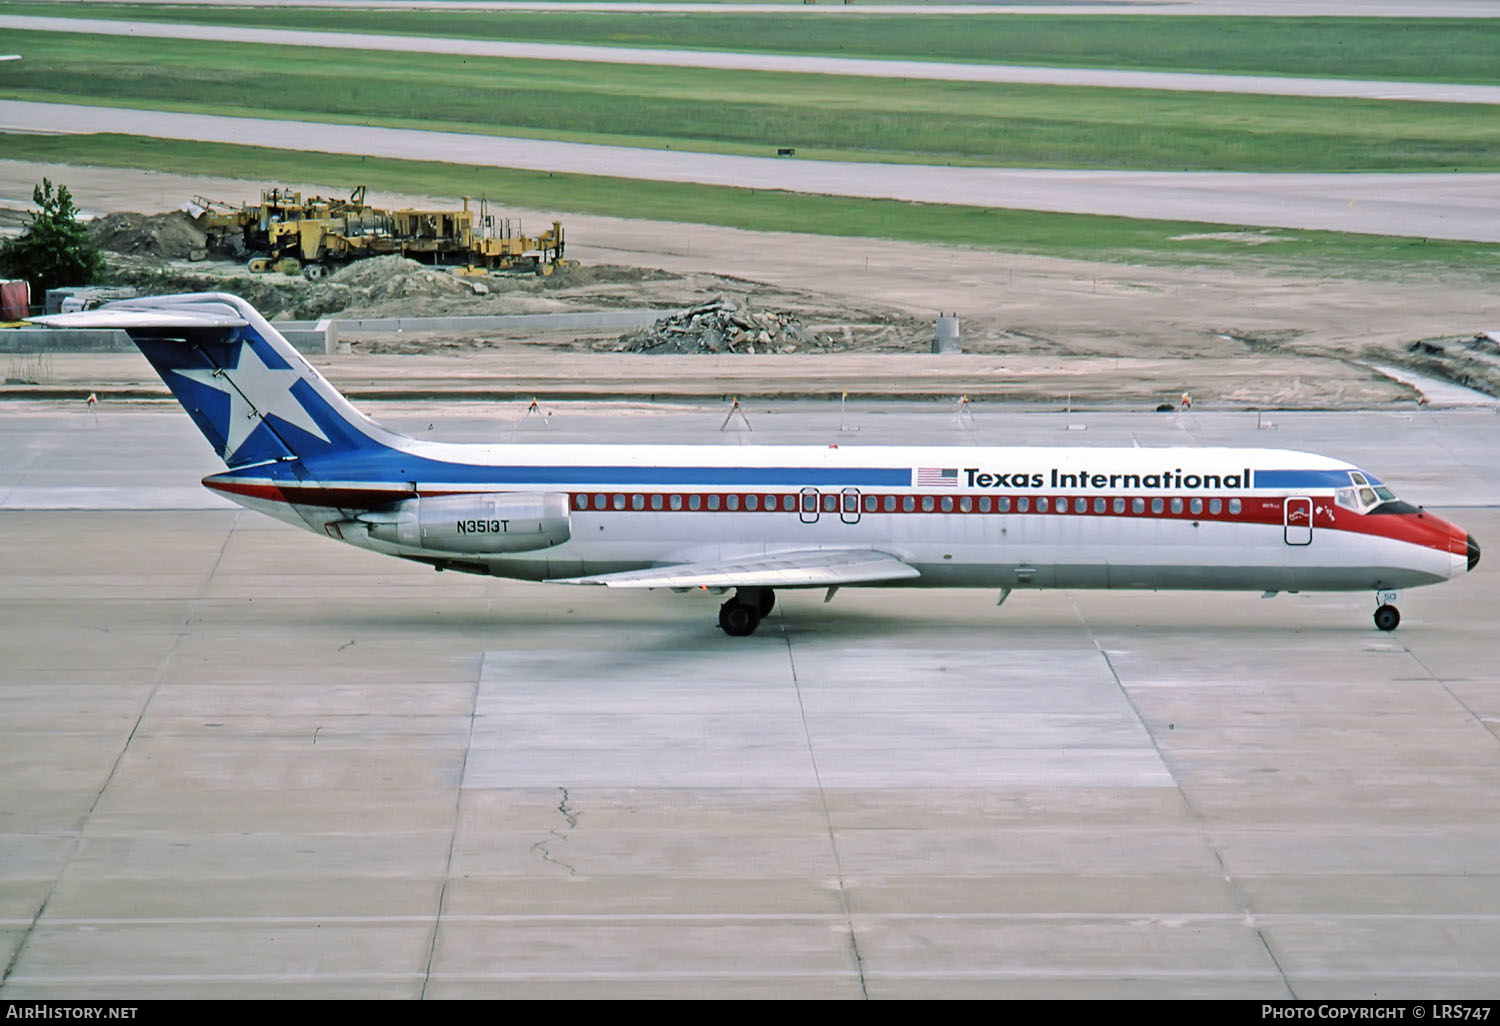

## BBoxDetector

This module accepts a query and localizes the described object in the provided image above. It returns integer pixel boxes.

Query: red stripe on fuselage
[203,478,1467,557]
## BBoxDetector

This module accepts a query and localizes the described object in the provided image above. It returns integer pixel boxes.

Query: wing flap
[552,548,919,589]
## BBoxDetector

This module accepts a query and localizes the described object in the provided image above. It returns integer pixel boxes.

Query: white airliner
[37,293,1479,636]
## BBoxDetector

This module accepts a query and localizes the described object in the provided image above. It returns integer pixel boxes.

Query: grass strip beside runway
[1,6,1496,84]
[6,32,1500,172]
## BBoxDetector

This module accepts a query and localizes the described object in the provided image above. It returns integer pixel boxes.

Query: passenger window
[979,497,992,513]
[1209,498,1222,515]
[708,494,720,511]
[885,495,897,513]
[594,494,607,510]
[745,494,759,511]
[1229,499,1241,514]
[669,494,682,511]
[1170,498,1183,514]
[1190,498,1202,515]
[1076,498,1088,513]
[922,496,935,512]
[1017,497,1030,513]
[864,495,878,512]
[823,494,838,512]
[650,494,663,510]
[1093,498,1105,514]
[903,496,916,512]
[613,494,626,511]
[726,495,739,511]
[1132,498,1144,514]
[1151,498,1163,514]
[941,496,954,512]
[996,497,1009,513]
[1037,497,1049,513]
[960,496,972,513]
[631,494,645,511]
[1113,497,1125,514]
[689,494,701,510]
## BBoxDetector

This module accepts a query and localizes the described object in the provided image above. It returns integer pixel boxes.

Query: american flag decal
[915,467,959,487]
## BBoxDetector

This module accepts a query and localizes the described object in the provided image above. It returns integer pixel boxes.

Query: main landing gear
[718,587,776,637]
[1373,590,1401,632]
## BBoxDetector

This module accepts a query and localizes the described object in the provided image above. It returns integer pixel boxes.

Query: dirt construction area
[5,160,1500,406]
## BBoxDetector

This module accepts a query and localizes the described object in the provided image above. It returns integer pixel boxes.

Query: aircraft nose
[1469,534,1482,572]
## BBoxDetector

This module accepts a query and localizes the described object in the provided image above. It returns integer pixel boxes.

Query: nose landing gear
[1373,590,1401,632]
[718,587,776,636]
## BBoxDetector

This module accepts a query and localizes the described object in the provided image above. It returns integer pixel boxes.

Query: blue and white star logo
[172,339,329,462]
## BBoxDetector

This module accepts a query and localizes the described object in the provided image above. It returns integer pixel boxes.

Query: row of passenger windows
[571,492,1245,516]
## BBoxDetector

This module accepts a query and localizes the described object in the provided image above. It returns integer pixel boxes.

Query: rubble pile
[87,211,207,260]
[611,296,830,355]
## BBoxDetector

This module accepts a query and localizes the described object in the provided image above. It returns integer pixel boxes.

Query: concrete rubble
[610,296,834,355]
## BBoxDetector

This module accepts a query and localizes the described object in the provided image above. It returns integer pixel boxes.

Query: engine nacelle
[363,492,571,554]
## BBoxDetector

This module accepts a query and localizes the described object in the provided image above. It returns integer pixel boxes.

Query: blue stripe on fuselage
[1254,469,1367,489]
[293,448,913,488]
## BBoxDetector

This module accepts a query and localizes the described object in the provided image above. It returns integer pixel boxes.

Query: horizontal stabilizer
[552,548,919,589]
[30,306,248,330]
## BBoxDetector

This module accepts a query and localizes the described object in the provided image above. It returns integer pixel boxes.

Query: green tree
[0,179,104,297]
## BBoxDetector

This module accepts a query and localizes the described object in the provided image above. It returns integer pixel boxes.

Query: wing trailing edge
[552,548,920,589]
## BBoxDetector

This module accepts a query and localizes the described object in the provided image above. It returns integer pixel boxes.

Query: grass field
[5,131,1496,282]
[3,4,1498,83]
[6,31,1500,172]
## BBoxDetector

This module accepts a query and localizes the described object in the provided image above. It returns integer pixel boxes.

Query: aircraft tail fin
[33,293,400,468]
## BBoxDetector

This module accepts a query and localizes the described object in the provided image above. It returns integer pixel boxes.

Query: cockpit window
[1341,472,1402,513]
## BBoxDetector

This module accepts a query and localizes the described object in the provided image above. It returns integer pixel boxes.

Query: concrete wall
[274,309,666,335]
[0,309,670,356]
[0,327,329,354]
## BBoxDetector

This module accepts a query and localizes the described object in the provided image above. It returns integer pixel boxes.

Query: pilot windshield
[1336,471,1399,513]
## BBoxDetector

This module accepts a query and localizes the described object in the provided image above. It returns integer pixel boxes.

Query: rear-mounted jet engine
[361,493,570,554]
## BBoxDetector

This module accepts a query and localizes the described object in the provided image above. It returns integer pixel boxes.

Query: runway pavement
[9,15,1500,104]
[1,400,1497,997]
[5,101,1499,242]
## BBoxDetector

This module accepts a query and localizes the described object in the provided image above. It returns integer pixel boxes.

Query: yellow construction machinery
[193,187,565,278]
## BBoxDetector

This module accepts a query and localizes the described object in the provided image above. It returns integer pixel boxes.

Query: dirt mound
[538,262,676,290]
[88,211,206,260]
[328,255,481,300]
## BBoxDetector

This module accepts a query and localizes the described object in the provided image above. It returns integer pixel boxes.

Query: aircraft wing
[552,548,920,589]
